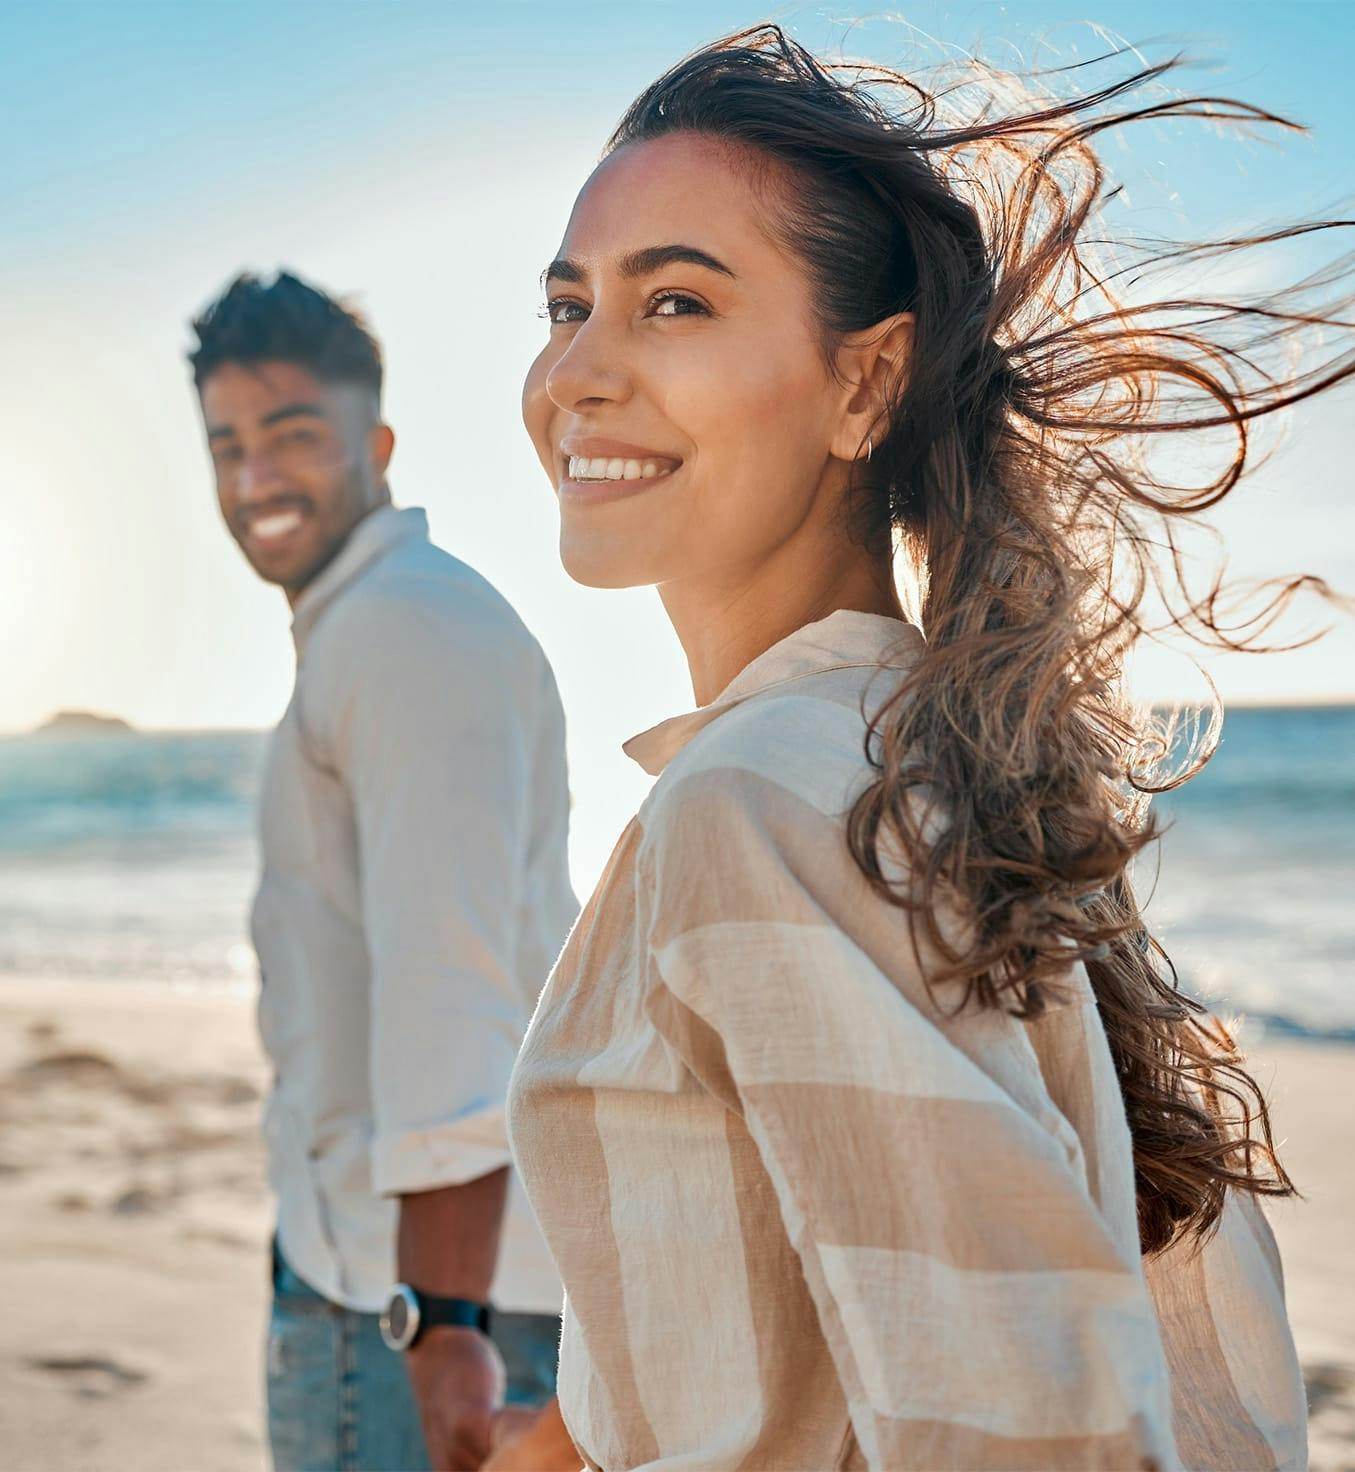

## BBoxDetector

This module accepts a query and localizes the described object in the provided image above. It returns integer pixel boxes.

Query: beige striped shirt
[508,610,1306,1471]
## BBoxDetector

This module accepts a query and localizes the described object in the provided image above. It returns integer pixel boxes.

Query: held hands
[484,1397,581,1471]
[403,1327,579,1472]
[404,1325,506,1471]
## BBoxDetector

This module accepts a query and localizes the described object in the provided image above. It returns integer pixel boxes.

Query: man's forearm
[397,1167,510,1296]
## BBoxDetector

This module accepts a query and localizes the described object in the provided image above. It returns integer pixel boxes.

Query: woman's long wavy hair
[611,24,1355,1254]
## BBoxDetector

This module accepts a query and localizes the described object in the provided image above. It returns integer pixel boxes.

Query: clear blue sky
[5,1,1351,244]
[3,0,1352,888]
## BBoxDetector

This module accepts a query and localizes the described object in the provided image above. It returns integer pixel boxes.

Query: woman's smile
[558,435,683,503]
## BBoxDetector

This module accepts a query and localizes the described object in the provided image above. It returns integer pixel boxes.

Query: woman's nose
[545,312,633,413]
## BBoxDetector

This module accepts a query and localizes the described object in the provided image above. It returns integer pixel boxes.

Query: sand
[0,981,1350,1472]
[0,982,271,1472]
[1249,1041,1355,1469]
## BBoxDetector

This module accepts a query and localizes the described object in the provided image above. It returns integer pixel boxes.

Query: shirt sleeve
[315,585,547,1197]
[639,769,1177,1472]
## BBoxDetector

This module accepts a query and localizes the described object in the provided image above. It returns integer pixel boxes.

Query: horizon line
[9,691,1355,739]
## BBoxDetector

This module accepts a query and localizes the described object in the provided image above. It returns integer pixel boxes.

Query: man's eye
[649,292,709,318]
[280,429,317,447]
[544,298,588,325]
[213,446,243,466]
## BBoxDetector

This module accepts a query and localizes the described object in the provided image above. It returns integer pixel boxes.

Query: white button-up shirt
[254,504,576,1313]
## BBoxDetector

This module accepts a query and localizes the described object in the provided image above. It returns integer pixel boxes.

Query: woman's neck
[659,530,903,706]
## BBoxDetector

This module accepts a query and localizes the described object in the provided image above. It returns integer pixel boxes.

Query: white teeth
[566,455,675,482]
[251,510,303,540]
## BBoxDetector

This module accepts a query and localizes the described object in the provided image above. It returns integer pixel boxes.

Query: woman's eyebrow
[542,244,737,286]
[542,257,585,286]
[619,244,736,279]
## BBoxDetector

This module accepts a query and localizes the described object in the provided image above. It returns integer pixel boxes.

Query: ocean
[2,707,1351,1036]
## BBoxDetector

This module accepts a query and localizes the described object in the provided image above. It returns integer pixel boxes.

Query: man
[188,271,576,1471]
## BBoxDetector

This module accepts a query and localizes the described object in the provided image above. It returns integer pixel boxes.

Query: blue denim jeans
[266,1243,560,1472]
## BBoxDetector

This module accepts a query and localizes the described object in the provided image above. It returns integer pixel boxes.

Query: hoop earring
[865,436,873,463]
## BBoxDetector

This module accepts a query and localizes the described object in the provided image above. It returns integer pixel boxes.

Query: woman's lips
[557,440,683,503]
[558,458,681,505]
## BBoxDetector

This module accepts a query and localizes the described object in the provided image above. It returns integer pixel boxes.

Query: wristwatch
[379,1283,493,1351]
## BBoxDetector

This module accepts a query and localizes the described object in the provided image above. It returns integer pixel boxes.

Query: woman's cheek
[521,352,557,478]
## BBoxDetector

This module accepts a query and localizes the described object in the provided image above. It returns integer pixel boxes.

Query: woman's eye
[544,298,589,325]
[649,292,709,318]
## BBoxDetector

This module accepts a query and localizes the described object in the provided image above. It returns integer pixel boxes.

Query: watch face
[379,1286,419,1351]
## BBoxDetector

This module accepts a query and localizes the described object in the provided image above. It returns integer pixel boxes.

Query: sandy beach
[0,983,271,1472]
[0,981,1350,1472]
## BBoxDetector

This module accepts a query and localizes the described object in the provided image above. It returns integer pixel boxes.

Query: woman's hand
[483,1396,580,1471]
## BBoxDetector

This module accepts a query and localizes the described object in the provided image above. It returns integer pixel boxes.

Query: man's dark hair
[188,270,383,400]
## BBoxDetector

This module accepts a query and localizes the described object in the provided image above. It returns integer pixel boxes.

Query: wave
[0,731,266,853]
[1,717,1349,1036]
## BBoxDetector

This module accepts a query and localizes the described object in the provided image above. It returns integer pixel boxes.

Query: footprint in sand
[1306,1360,1347,1407]
[25,1352,152,1400]
[1304,1360,1355,1469]
[1306,1361,1354,1413]
[11,1049,123,1089]
[111,1183,164,1215]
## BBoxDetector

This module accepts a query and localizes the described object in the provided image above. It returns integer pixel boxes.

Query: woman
[492,25,1351,1472]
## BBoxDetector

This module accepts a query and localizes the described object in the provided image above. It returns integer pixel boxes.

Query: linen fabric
[508,609,1307,1471]
[254,504,576,1314]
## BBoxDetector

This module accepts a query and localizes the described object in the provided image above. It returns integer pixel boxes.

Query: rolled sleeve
[317,583,543,1197]
[370,1109,515,1197]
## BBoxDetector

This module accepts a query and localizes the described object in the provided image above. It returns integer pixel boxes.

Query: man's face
[200,360,393,599]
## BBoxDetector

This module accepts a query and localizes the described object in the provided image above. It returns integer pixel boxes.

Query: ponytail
[613,23,1354,1251]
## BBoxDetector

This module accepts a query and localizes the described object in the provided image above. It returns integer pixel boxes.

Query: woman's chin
[558,531,666,591]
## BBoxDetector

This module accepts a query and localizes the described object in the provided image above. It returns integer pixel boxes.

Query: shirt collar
[623,609,924,777]
[290,504,428,655]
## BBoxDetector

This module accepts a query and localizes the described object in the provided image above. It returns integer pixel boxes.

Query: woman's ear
[830,312,914,463]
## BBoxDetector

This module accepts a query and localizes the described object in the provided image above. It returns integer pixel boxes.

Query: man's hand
[404,1326,506,1471]
[483,1397,580,1471]
[395,1177,510,1467]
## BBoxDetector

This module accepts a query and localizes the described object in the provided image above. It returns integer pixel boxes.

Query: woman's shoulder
[637,675,879,870]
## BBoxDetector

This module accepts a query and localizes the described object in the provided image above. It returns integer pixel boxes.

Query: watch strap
[416,1293,492,1338]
